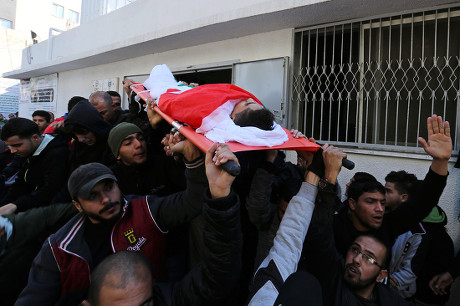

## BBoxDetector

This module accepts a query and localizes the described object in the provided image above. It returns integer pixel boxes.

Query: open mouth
[348,264,360,276]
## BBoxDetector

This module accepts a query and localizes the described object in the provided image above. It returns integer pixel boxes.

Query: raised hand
[418,115,452,175]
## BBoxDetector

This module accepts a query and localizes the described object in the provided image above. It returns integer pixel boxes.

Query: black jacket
[153,190,242,306]
[1,134,69,211]
[412,207,455,304]
[306,186,413,306]
[65,100,115,171]
[0,203,77,305]
[333,168,447,256]
[110,154,185,197]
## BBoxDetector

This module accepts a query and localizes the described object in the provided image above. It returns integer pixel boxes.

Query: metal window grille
[292,6,460,152]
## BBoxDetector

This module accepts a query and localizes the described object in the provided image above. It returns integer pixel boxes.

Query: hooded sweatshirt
[65,100,115,171]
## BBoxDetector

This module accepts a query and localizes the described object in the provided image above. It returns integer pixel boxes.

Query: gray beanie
[107,122,142,157]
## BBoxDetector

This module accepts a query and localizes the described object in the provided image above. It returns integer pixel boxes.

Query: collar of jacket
[32,134,55,157]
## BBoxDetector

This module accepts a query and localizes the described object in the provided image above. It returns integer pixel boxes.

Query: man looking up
[32,110,51,134]
[0,118,69,215]
[89,91,127,125]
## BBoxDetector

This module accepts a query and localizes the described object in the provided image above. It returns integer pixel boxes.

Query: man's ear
[72,200,83,213]
[400,193,409,203]
[31,134,41,142]
[376,269,388,282]
[348,198,357,211]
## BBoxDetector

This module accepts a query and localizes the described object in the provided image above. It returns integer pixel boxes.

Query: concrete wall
[54,28,292,115]
[0,0,17,27]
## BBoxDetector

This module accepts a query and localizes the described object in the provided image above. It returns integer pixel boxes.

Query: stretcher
[130,83,320,153]
[130,82,354,175]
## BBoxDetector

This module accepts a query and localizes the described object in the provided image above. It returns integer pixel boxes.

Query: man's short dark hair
[353,172,377,184]
[106,91,121,99]
[233,108,275,131]
[32,110,51,122]
[354,233,391,269]
[385,170,418,197]
[1,118,40,141]
[68,96,86,113]
[87,251,153,305]
[348,180,385,202]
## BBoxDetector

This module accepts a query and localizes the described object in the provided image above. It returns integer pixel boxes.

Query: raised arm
[386,115,451,236]
[418,114,451,175]
[248,145,346,305]
[162,143,242,305]
[147,134,207,231]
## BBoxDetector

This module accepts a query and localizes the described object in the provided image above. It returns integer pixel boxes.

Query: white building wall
[54,28,292,115]
[0,0,17,26]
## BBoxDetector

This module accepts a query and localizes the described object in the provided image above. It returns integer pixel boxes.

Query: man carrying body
[106,91,122,111]
[0,118,69,215]
[333,115,451,257]
[32,110,51,135]
[16,139,233,305]
[89,91,128,125]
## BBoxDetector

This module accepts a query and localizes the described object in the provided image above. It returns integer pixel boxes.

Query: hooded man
[65,100,116,171]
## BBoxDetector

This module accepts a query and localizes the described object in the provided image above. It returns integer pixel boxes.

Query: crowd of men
[0,80,459,306]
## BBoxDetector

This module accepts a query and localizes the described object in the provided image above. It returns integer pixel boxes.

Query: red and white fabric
[143,64,288,146]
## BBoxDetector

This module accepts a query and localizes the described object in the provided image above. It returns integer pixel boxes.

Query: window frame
[291,5,460,155]
[52,3,64,18]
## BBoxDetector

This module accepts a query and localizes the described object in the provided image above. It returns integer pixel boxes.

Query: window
[292,7,460,152]
[68,9,79,23]
[52,3,64,18]
[0,18,13,29]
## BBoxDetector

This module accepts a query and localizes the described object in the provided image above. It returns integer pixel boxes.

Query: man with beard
[303,114,451,305]
[333,114,451,257]
[16,137,227,305]
[306,229,413,305]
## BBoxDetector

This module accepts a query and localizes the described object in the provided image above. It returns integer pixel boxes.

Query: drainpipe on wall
[47,28,64,61]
